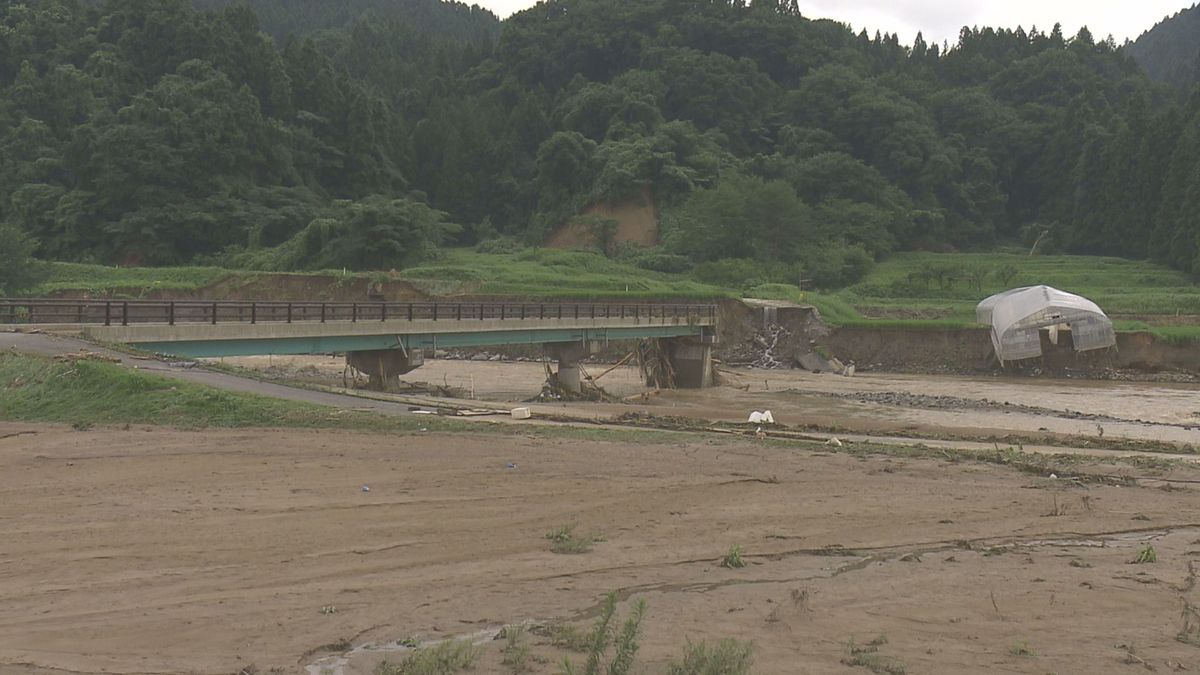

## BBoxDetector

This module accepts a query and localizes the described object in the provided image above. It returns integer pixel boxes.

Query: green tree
[280,196,459,271]
[0,222,42,296]
[662,172,810,263]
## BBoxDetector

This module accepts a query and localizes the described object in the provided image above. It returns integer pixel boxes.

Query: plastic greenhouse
[976,285,1116,363]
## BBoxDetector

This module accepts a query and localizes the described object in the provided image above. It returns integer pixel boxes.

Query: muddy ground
[219,355,1200,449]
[3,423,1200,675]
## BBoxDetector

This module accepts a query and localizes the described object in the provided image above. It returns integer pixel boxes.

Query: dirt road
[3,423,1200,674]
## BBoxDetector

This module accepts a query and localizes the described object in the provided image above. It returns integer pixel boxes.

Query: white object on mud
[747,410,775,424]
[361,485,370,492]
[826,437,843,447]
[511,407,532,420]
[977,285,1115,362]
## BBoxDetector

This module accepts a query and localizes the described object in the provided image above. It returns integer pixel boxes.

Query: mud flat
[3,423,1200,674]
[218,355,1200,449]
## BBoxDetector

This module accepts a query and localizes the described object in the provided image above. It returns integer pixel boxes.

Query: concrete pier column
[669,341,713,388]
[557,355,582,393]
[346,348,424,392]
[646,336,715,389]
[544,341,599,394]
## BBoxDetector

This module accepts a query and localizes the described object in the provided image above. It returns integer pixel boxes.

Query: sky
[472,0,1196,47]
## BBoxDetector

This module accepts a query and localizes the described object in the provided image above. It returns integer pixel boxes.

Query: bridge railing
[1,299,718,327]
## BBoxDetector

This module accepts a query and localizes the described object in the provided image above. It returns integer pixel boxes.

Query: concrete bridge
[1,299,718,391]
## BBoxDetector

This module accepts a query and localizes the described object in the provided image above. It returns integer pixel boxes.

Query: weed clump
[373,639,478,675]
[1177,601,1200,646]
[562,592,645,675]
[665,638,754,675]
[1008,641,1035,657]
[500,626,531,673]
[1131,545,1158,564]
[842,635,904,674]
[721,544,746,569]
[546,623,591,652]
[545,524,603,554]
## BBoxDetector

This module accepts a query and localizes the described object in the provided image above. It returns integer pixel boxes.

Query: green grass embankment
[396,249,729,299]
[28,250,1200,342]
[0,352,688,444]
[815,252,1200,342]
[34,249,731,301]
[843,252,1200,318]
[0,352,456,432]
[34,262,239,296]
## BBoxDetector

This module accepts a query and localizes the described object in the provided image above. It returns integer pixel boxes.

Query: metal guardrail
[0,299,717,327]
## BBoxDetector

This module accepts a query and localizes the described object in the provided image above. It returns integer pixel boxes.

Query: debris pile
[638,340,677,388]
[530,358,619,403]
[752,324,790,369]
[724,323,791,369]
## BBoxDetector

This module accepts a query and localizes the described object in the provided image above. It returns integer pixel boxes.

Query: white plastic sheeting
[747,410,775,424]
[976,285,1116,363]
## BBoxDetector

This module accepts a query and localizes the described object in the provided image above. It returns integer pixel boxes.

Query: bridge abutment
[346,348,424,392]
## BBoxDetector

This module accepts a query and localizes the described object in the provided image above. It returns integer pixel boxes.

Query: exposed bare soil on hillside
[545,187,659,250]
[4,423,1200,674]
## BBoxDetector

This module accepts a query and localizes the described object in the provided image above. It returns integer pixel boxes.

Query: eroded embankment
[823,325,1200,379]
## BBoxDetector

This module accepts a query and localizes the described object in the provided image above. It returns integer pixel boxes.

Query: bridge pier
[346,348,424,392]
[647,337,714,389]
[544,341,601,394]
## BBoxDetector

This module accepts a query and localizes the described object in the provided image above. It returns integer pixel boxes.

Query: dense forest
[1129,3,1200,94]
[190,0,500,44]
[2,0,1200,294]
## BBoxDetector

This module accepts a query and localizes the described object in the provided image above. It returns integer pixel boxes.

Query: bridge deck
[2,300,717,357]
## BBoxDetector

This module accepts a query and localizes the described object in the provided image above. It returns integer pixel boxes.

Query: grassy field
[800,252,1200,342]
[396,248,729,299]
[32,249,730,300]
[26,250,1200,340]
[837,252,1200,320]
[34,262,239,296]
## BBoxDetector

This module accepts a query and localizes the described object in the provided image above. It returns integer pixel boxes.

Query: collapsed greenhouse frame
[976,285,1116,363]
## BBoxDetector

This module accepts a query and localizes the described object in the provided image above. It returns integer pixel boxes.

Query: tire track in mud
[801,389,1199,430]
[559,523,1200,621]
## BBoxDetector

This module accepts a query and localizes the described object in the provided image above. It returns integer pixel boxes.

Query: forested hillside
[2,0,1200,295]
[189,0,500,44]
[1128,3,1200,93]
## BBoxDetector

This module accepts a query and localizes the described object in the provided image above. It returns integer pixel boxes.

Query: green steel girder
[133,324,705,358]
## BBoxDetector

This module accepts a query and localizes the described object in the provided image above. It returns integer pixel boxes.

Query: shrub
[801,245,873,288]
[743,283,805,303]
[629,251,693,274]
[693,258,803,289]
[475,236,525,254]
